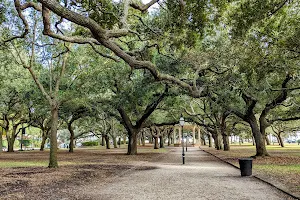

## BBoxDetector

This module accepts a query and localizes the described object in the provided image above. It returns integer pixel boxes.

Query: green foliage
[82,141,98,146]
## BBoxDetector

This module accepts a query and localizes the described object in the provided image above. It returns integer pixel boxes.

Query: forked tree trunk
[248,116,269,157]
[265,135,271,145]
[49,105,59,168]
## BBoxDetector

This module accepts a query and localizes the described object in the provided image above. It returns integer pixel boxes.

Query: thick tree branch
[130,0,159,12]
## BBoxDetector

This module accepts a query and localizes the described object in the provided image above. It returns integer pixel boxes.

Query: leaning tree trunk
[68,123,75,153]
[278,134,284,147]
[40,129,48,151]
[265,135,271,145]
[159,136,164,148]
[248,116,269,157]
[49,104,59,168]
[154,136,159,149]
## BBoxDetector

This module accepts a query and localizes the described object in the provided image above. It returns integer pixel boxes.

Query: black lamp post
[179,115,185,164]
[21,124,26,151]
[186,133,188,152]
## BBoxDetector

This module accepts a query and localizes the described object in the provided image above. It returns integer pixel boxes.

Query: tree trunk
[141,132,145,146]
[278,134,284,147]
[112,136,117,148]
[149,136,153,144]
[159,136,164,148]
[137,134,141,145]
[212,132,222,150]
[68,123,75,153]
[7,136,15,152]
[222,134,230,151]
[101,135,105,146]
[104,135,110,149]
[208,134,212,147]
[123,135,127,144]
[154,136,159,149]
[40,129,48,151]
[248,115,269,157]
[0,131,2,152]
[49,104,59,168]
[265,135,271,145]
[127,130,138,155]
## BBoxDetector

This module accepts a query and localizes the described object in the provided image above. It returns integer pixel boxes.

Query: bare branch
[130,0,159,12]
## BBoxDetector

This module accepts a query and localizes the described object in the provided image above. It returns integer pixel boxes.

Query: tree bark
[248,114,269,157]
[154,136,159,149]
[159,135,164,148]
[149,136,153,144]
[68,123,75,153]
[49,104,59,168]
[278,134,284,147]
[0,131,2,152]
[40,129,48,151]
[208,134,212,147]
[123,135,127,144]
[222,134,230,151]
[112,135,117,148]
[127,129,138,155]
[265,134,271,145]
[141,132,145,146]
[104,135,110,149]
[7,136,15,152]
[101,135,105,146]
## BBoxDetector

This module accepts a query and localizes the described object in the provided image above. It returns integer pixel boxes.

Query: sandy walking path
[78,147,295,200]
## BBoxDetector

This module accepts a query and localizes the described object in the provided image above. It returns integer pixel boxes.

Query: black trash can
[238,158,253,176]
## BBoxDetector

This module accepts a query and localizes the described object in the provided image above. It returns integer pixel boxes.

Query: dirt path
[75,147,295,200]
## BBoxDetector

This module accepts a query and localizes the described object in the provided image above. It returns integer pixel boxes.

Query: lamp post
[179,115,185,164]
[186,133,188,152]
[21,124,25,151]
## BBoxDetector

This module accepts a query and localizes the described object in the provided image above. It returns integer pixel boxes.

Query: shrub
[82,141,98,146]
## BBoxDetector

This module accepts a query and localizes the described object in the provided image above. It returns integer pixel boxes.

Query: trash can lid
[239,158,253,161]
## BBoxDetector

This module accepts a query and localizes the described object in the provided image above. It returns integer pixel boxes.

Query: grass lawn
[201,143,300,198]
[0,144,170,199]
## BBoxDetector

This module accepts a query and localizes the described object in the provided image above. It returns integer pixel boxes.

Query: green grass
[0,161,75,168]
[254,164,300,174]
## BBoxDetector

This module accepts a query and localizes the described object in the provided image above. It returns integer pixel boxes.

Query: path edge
[200,147,300,200]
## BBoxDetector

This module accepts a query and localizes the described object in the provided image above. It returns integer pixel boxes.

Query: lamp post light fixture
[179,115,185,164]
